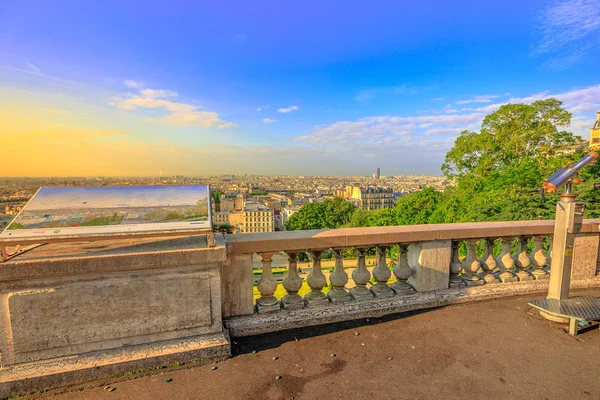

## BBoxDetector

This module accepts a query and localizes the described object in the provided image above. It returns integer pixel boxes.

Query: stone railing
[2,219,600,397]
[222,220,600,335]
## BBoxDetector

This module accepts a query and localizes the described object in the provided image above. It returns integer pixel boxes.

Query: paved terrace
[41,290,600,400]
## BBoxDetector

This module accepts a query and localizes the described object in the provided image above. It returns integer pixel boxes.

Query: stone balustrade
[223,220,600,318]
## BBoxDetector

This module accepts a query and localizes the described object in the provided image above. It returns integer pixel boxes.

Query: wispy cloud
[355,84,436,102]
[532,0,600,69]
[124,80,142,89]
[296,84,600,154]
[110,82,236,129]
[278,105,299,113]
[26,63,40,73]
[234,34,246,42]
[456,95,500,104]
[262,118,276,123]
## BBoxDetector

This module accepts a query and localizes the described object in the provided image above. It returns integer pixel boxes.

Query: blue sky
[0,0,599,176]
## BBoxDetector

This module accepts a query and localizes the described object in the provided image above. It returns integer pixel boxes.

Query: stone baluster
[479,238,499,283]
[530,235,549,280]
[449,241,464,288]
[496,237,518,283]
[328,248,351,304]
[514,236,533,281]
[304,250,329,307]
[370,245,395,298]
[390,244,415,295]
[281,252,304,310]
[349,247,374,301]
[545,237,553,273]
[256,252,280,313]
[462,239,483,286]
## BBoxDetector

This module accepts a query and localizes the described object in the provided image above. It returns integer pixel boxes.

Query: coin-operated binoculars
[542,152,598,300]
[529,148,600,335]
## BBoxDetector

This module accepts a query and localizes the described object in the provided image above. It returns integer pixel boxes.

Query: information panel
[0,185,212,240]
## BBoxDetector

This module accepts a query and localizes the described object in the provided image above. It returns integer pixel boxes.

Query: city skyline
[1,0,599,177]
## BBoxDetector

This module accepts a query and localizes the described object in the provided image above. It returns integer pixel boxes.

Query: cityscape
[0,170,448,233]
[1,0,600,398]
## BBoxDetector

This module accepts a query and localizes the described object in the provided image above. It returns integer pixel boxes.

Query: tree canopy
[286,98,597,230]
[286,197,357,230]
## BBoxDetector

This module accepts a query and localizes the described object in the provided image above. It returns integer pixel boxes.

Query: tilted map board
[0,185,212,241]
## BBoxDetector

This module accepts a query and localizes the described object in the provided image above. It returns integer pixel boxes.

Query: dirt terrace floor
[38,290,600,400]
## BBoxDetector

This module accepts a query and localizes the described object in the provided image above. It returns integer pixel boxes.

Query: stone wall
[0,235,230,398]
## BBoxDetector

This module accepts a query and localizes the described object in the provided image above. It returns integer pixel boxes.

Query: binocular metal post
[529,186,600,335]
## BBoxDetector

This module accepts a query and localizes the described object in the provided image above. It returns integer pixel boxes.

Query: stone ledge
[0,332,231,398]
[224,277,600,337]
[225,219,600,254]
[0,242,226,282]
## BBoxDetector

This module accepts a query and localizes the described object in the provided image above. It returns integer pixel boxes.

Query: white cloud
[456,95,500,104]
[140,89,177,99]
[262,118,276,123]
[532,0,600,68]
[295,83,600,156]
[26,63,40,73]
[110,85,235,129]
[124,80,142,89]
[217,122,238,129]
[278,105,299,113]
[425,127,463,136]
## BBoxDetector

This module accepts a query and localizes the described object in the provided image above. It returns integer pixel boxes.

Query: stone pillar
[281,252,304,310]
[350,247,374,302]
[390,244,415,295]
[407,240,452,292]
[221,253,254,318]
[462,239,484,286]
[370,245,394,298]
[305,250,329,307]
[496,238,518,283]
[255,252,280,313]
[449,241,464,288]
[328,248,351,304]
[545,238,553,274]
[479,238,499,284]
[515,237,533,281]
[530,235,549,280]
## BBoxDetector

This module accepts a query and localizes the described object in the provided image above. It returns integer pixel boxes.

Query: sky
[0,0,599,177]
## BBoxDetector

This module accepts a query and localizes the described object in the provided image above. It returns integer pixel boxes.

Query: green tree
[286,198,357,230]
[213,223,233,234]
[437,98,585,223]
[442,99,577,184]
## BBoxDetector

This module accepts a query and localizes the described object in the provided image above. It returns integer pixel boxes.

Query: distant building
[220,193,245,212]
[230,208,274,233]
[359,187,395,210]
[335,185,395,210]
[376,168,380,179]
[282,205,302,229]
[273,210,284,231]
[213,211,230,226]
[591,112,600,148]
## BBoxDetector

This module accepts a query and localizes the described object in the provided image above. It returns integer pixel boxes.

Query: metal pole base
[538,309,570,324]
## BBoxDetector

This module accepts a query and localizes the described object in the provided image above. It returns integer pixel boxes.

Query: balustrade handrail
[225,219,600,254]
